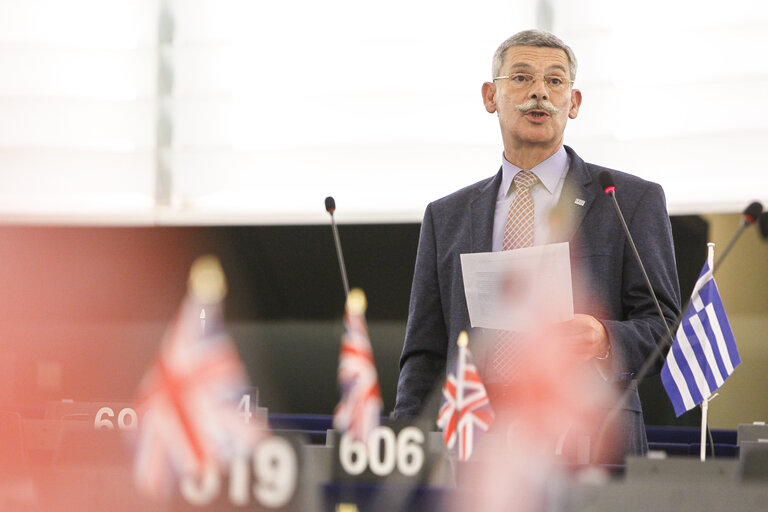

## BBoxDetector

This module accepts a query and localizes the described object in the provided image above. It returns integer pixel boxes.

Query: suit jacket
[393,146,681,457]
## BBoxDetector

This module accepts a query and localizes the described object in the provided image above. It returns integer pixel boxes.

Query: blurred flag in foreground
[661,257,740,417]
[437,331,494,461]
[333,288,382,442]
[134,255,265,496]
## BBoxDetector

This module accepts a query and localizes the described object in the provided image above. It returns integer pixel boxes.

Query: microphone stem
[712,223,746,275]
[609,191,675,343]
[594,191,678,462]
[598,235,737,459]
[329,212,350,297]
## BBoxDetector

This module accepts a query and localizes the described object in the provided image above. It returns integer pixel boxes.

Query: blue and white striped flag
[661,259,740,417]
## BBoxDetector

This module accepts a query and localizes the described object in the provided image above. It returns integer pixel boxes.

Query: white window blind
[0,0,765,224]
[554,0,768,215]
[0,0,157,224]
[165,0,537,225]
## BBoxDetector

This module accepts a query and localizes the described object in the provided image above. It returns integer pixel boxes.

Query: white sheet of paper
[460,242,573,331]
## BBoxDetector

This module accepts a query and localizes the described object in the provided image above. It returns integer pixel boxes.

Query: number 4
[238,394,252,424]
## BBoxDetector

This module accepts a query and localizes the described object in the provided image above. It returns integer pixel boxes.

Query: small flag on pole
[133,256,265,496]
[661,246,740,417]
[333,288,382,442]
[437,331,494,461]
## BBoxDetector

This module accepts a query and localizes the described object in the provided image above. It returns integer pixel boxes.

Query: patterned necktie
[503,170,538,250]
[490,170,538,384]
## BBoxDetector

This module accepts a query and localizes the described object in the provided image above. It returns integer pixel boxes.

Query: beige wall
[702,213,768,428]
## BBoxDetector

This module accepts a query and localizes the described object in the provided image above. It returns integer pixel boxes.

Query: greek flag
[661,261,740,417]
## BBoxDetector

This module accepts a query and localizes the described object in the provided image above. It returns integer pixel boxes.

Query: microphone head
[759,212,768,240]
[743,201,763,225]
[598,171,616,194]
[325,196,336,213]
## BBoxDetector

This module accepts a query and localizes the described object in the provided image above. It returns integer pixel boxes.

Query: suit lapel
[470,169,502,253]
[549,146,597,244]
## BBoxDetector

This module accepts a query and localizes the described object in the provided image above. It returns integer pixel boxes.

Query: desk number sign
[334,421,435,484]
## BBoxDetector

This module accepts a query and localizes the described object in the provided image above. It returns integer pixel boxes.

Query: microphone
[325,196,336,214]
[743,201,763,226]
[712,201,763,273]
[325,196,350,297]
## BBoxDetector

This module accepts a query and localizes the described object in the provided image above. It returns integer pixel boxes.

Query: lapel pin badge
[574,198,586,207]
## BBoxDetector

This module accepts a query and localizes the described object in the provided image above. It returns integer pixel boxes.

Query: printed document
[460,242,573,332]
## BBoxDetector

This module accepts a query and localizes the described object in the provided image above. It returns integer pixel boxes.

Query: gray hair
[491,29,578,81]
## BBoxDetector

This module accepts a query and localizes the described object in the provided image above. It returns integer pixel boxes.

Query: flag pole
[700,397,708,461]
[699,242,715,461]
[455,332,468,455]
[700,393,719,461]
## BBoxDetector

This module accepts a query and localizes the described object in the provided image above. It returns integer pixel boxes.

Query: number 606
[339,426,425,477]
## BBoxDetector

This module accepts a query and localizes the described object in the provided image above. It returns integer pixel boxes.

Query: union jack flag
[437,332,494,461]
[133,256,265,497]
[333,288,382,442]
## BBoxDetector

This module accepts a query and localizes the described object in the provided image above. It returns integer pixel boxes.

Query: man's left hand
[555,314,610,361]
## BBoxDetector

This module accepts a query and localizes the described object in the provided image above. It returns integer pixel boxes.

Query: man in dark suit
[393,30,681,458]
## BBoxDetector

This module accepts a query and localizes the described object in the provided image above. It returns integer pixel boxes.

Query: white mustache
[516,99,559,116]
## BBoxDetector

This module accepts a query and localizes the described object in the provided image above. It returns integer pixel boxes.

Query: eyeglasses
[493,73,574,91]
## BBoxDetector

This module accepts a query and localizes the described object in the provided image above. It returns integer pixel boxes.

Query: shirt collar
[498,145,569,199]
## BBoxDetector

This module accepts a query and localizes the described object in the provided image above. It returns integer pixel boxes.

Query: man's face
[483,46,581,152]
